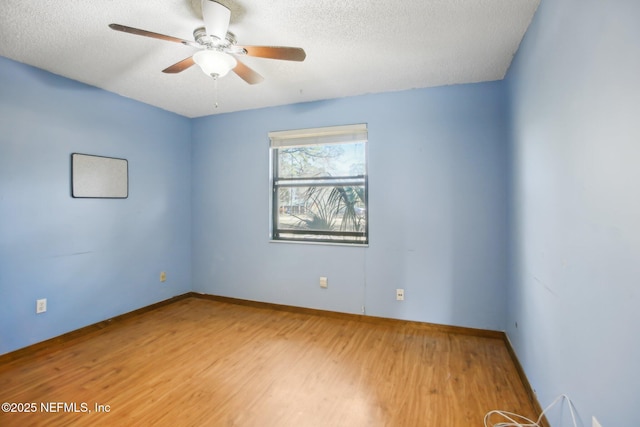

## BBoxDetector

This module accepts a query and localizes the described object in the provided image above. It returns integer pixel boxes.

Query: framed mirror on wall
[71,153,128,199]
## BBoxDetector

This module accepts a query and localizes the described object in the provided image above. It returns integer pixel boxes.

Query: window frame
[269,124,369,246]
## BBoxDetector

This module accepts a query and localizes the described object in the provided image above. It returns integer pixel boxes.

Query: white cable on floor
[484,394,578,427]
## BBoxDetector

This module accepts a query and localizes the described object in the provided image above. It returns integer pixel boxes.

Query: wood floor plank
[0,298,538,426]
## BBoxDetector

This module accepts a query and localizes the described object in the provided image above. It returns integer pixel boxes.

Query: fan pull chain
[213,74,219,109]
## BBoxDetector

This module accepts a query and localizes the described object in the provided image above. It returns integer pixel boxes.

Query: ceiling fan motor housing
[194,27,233,47]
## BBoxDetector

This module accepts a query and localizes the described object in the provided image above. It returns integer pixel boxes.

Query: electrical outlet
[593,416,602,427]
[36,298,47,314]
[160,271,166,282]
[319,276,328,288]
[396,289,404,301]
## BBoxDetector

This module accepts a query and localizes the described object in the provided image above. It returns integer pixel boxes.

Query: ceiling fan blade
[162,56,196,74]
[201,0,230,41]
[109,24,198,47]
[232,59,264,85]
[238,46,306,62]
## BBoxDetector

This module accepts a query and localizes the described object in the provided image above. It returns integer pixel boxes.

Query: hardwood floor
[0,297,538,426]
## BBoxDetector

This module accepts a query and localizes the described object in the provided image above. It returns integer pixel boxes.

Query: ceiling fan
[109,0,306,85]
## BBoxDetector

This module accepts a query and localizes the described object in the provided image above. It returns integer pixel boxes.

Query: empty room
[1,0,638,426]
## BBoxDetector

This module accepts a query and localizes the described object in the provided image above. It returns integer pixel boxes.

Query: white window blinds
[269,124,368,149]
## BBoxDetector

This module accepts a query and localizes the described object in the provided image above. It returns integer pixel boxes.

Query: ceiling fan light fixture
[193,50,237,78]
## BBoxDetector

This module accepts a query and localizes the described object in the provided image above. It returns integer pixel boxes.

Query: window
[270,124,368,245]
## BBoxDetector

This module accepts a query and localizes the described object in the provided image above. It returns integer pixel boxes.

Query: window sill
[269,239,368,248]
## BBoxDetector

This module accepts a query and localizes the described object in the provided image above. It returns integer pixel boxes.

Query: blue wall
[191,83,511,331]
[0,57,192,355]
[507,0,640,425]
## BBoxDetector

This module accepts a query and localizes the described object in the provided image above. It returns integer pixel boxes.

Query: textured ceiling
[0,0,539,118]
